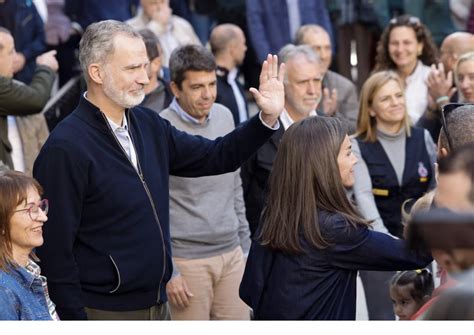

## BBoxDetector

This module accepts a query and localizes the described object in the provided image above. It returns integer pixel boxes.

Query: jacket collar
[4,263,36,288]
[74,95,133,135]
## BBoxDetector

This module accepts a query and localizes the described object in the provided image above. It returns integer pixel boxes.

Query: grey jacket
[321,70,359,134]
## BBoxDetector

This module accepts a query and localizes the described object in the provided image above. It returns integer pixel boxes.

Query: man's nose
[138,67,150,85]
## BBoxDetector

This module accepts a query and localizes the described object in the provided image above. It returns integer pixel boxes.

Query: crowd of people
[1,0,474,322]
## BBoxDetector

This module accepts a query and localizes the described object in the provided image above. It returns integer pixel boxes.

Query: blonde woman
[351,70,437,320]
[455,51,474,103]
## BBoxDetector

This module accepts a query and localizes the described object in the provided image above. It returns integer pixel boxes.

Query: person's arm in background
[33,143,89,320]
[0,51,58,116]
[424,129,438,190]
[14,4,47,74]
[351,138,391,235]
[245,0,270,62]
[234,169,251,257]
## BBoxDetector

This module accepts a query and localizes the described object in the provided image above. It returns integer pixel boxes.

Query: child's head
[390,269,434,320]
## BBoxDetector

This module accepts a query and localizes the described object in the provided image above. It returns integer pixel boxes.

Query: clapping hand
[250,54,286,127]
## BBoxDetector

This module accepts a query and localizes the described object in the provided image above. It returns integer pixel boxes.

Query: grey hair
[294,24,329,46]
[79,20,142,80]
[278,44,321,82]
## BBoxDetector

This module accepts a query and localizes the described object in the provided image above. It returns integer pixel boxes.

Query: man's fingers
[277,62,285,82]
[249,87,262,102]
[259,60,268,84]
[272,54,278,79]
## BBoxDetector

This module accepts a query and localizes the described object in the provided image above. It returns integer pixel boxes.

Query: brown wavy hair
[374,15,438,71]
[0,170,42,270]
[258,117,369,254]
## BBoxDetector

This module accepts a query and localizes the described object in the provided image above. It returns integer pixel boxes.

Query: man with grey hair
[242,44,324,235]
[33,20,285,320]
[295,24,359,133]
[438,104,474,157]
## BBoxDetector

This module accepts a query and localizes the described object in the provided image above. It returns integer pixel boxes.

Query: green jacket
[0,65,55,169]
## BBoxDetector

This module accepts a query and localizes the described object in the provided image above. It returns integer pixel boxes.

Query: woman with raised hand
[239,116,431,320]
[0,170,59,320]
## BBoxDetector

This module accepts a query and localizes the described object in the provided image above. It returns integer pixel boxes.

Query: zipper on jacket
[100,111,167,303]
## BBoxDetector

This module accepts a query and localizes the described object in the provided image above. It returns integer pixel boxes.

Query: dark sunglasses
[440,103,474,151]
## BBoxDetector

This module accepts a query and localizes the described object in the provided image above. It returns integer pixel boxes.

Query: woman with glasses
[455,52,474,103]
[239,116,432,320]
[351,70,437,320]
[0,170,59,320]
[374,15,438,125]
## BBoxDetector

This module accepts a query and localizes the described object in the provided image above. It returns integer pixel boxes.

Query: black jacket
[33,96,275,319]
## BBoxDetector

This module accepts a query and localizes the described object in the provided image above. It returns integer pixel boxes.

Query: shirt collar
[170,97,212,125]
[280,109,317,130]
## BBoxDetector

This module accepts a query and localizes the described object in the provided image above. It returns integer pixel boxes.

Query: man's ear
[440,147,449,158]
[170,81,180,98]
[88,63,103,85]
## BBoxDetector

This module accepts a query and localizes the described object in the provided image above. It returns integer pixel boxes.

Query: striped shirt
[25,259,60,321]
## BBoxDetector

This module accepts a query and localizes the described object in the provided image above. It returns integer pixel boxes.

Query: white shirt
[405,61,431,124]
[105,115,138,170]
[227,68,248,123]
[280,109,317,130]
[7,116,25,172]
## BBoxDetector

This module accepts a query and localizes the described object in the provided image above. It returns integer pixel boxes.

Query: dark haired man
[160,44,251,320]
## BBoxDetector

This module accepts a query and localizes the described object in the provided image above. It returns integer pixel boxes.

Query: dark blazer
[240,209,432,320]
[246,0,334,62]
[215,66,249,126]
[241,124,284,235]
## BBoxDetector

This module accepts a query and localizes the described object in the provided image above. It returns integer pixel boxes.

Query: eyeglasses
[389,16,420,27]
[13,199,49,221]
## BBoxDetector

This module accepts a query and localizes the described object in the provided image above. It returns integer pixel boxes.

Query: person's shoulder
[171,15,194,28]
[319,210,367,241]
[125,15,142,28]
[326,71,356,90]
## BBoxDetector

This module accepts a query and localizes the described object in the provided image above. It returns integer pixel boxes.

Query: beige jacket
[16,114,49,176]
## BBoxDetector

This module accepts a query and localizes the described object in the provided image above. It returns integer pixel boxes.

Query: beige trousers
[170,247,250,320]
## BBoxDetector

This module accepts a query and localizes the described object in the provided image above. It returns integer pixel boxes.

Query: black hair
[391,269,434,302]
[169,45,216,89]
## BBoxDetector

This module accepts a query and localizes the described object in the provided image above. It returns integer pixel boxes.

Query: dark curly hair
[374,15,438,72]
